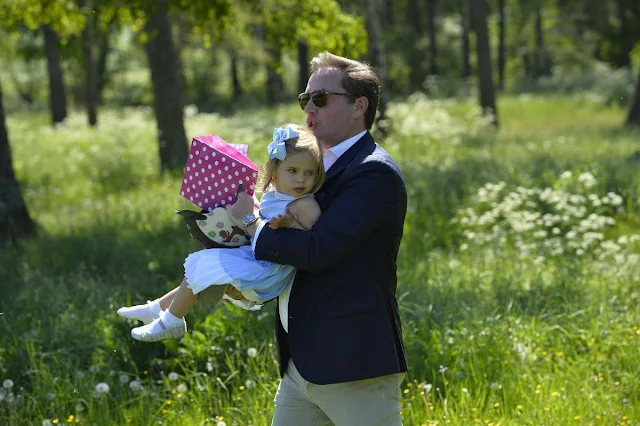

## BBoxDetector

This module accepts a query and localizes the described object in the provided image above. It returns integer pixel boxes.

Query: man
[229,51,407,425]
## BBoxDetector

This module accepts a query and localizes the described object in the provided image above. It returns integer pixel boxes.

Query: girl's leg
[158,286,180,311]
[166,279,199,318]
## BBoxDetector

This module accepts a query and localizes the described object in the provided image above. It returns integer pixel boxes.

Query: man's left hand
[227,188,260,228]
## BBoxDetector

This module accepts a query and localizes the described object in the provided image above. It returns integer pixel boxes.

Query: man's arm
[254,161,405,273]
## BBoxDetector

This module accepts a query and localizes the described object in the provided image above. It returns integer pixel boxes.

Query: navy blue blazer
[254,131,408,385]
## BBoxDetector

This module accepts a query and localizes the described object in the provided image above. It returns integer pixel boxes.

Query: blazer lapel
[324,131,375,181]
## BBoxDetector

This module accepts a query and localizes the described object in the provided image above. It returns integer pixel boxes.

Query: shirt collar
[324,130,367,159]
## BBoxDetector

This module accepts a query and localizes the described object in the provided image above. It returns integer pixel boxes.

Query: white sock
[160,310,185,328]
[118,299,162,324]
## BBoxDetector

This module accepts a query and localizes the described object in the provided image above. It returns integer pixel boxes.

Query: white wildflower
[89,365,100,373]
[95,382,110,394]
[75,403,85,412]
[168,372,179,381]
[559,171,572,180]
[246,348,258,358]
[3,379,14,389]
[119,374,130,384]
[245,379,256,388]
[129,380,144,393]
[177,383,188,393]
[42,420,53,426]
[578,172,596,188]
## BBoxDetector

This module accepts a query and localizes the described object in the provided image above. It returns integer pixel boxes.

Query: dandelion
[245,379,256,388]
[89,365,99,373]
[75,403,85,412]
[206,362,214,372]
[129,380,144,393]
[217,422,227,426]
[3,379,14,389]
[95,382,110,394]
[168,372,179,381]
[119,374,130,384]
[177,383,188,393]
[45,392,56,401]
[247,348,258,358]
[42,420,54,426]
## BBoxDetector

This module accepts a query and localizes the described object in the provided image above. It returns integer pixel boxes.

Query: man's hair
[260,124,325,194]
[310,51,380,130]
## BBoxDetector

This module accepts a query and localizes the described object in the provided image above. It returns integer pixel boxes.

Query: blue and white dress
[184,190,312,305]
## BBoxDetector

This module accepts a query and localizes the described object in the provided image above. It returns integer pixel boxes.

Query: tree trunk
[82,0,98,126]
[534,6,551,77]
[265,45,285,104]
[144,0,188,173]
[366,0,391,137]
[461,0,471,80]
[617,0,632,68]
[383,0,395,28]
[470,0,498,127]
[406,0,422,35]
[42,25,67,125]
[229,49,243,98]
[0,79,37,242]
[426,0,438,75]
[497,0,506,90]
[297,40,309,95]
[625,68,640,126]
[96,28,111,105]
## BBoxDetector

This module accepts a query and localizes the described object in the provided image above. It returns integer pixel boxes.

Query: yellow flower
[573,416,580,420]
[403,389,409,394]
[239,385,246,391]
[53,420,59,425]
[517,405,523,410]
[493,402,500,408]
[67,415,74,422]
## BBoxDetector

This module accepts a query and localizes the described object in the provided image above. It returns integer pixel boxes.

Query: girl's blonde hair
[260,124,325,194]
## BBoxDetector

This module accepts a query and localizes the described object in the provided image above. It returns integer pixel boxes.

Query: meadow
[1,93,639,426]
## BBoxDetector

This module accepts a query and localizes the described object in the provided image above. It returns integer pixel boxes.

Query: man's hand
[226,184,260,228]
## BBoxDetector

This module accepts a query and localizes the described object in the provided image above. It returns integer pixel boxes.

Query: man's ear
[353,96,369,118]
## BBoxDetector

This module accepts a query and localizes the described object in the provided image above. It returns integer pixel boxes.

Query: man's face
[303,68,361,149]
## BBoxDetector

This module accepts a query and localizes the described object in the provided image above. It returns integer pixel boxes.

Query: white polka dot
[234,171,239,176]
[227,175,232,180]
[215,161,219,166]
[195,150,199,155]
[221,179,225,183]
[189,175,193,180]
[192,163,196,168]
[211,173,215,178]
[228,196,232,201]
[192,184,196,189]
[252,173,257,178]
[183,179,187,183]
[214,182,219,187]
[250,185,255,190]
[208,165,212,169]
[207,186,212,190]
[204,198,209,203]
[224,166,229,171]
[222,157,226,162]
[189,196,193,201]
[224,187,229,192]
[186,188,190,193]
[232,162,236,167]
[218,170,222,175]
[205,155,209,160]
[221,200,226,205]
[218,191,222,196]
[212,152,216,157]
[195,172,199,177]
[198,202,202,206]
[189,154,193,159]
[245,177,250,181]
[187,167,191,171]
[202,146,207,152]
[201,189,205,194]
[195,193,199,198]
[204,177,208,182]
[201,168,205,173]
[198,159,202,164]
[242,167,246,172]
[208,207,213,212]
[231,184,236,189]
[181,191,185,195]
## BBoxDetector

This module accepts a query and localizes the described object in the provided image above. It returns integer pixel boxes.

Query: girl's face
[273,151,319,197]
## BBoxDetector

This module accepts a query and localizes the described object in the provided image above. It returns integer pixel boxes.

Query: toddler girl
[117,124,324,342]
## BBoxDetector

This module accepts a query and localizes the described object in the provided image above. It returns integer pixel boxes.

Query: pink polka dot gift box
[180,135,259,212]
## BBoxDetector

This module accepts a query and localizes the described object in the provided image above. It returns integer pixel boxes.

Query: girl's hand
[268,213,294,229]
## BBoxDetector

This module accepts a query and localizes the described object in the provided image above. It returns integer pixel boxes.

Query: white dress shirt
[252,130,367,332]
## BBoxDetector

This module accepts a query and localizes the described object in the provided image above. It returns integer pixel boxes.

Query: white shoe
[130,317,186,342]
[117,300,161,324]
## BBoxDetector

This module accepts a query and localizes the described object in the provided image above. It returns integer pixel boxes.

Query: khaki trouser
[271,359,404,426]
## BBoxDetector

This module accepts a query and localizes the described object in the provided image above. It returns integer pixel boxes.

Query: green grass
[1,95,639,425]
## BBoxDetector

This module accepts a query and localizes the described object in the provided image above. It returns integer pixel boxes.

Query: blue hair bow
[267,126,299,161]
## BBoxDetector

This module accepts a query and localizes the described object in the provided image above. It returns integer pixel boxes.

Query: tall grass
[1,95,639,425]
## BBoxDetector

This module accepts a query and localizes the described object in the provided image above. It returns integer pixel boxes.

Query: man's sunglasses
[297,90,350,110]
